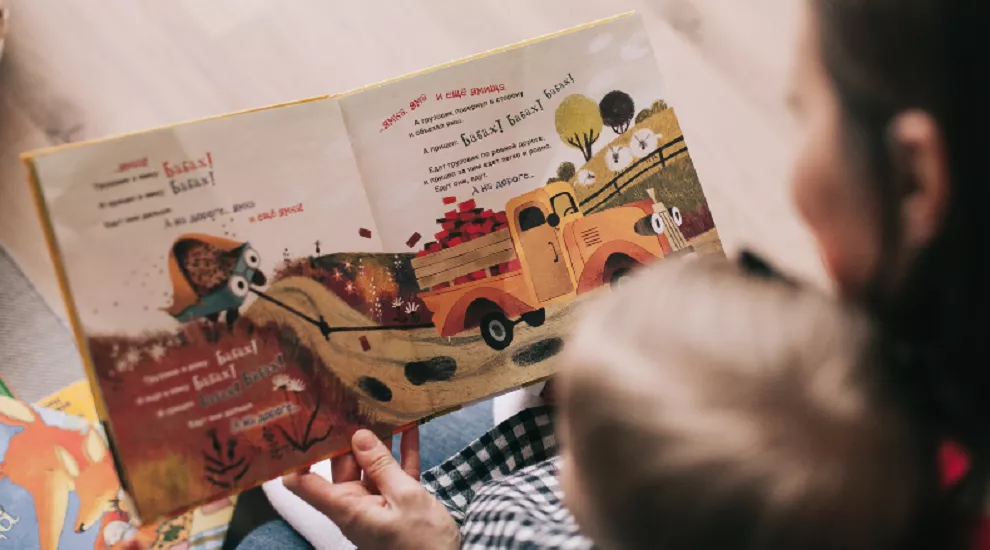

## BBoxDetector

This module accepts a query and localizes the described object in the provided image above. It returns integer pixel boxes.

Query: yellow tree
[555,94,603,162]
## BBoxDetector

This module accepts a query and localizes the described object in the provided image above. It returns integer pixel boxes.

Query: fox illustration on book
[0,397,119,550]
[165,233,268,329]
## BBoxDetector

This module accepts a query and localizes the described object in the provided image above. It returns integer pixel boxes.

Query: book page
[340,14,722,414]
[28,98,393,521]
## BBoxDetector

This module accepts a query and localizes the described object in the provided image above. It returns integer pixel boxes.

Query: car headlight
[670,207,683,227]
[634,213,665,236]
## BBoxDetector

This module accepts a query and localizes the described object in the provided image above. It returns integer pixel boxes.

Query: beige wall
[0,0,823,321]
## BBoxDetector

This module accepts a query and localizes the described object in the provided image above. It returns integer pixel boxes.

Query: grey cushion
[0,246,84,402]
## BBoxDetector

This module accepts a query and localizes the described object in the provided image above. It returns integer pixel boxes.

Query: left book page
[25,98,385,521]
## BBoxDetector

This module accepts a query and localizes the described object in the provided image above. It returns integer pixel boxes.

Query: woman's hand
[283,427,460,550]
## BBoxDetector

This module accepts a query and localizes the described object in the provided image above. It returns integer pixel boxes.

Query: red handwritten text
[381,108,407,132]
[163,152,213,179]
[116,157,149,173]
[470,84,507,97]
[250,203,304,223]
[437,88,467,101]
[381,94,429,132]
[409,94,428,111]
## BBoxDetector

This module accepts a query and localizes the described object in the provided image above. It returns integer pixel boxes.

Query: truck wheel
[610,267,632,288]
[521,308,546,328]
[481,312,514,351]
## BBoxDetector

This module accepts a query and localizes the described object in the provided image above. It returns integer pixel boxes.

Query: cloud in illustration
[587,33,613,54]
[585,69,619,100]
[621,31,652,61]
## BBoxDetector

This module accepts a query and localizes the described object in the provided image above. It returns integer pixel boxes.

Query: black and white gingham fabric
[421,405,594,549]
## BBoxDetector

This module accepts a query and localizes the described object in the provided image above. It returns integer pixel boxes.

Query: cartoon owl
[165,234,267,328]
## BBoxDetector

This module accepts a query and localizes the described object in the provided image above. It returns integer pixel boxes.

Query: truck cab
[505,180,677,302]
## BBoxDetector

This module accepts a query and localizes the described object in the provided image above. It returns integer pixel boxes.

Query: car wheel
[521,308,546,328]
[480,312,514,350]
[610,267,632,288]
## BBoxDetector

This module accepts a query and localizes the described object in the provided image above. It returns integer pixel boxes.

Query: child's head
[558,256,935,550]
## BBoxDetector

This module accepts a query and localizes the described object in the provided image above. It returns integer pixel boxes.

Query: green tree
[555,95,603,162]
[634,100,670,125]
[557,161,577,182]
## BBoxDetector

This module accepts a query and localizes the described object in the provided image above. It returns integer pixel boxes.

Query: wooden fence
[579,136,688,214]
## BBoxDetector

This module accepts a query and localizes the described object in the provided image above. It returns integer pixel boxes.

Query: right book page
[339,13,723,413]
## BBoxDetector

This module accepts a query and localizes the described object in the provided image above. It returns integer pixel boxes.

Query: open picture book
[23,13,723,523]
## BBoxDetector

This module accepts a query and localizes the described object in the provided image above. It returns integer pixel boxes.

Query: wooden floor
[0,0,824,320]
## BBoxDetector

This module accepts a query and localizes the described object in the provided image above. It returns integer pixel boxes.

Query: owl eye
[229,275,250,298]
[242,247,261,269]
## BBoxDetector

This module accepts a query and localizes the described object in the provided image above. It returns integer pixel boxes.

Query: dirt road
[246,277,580,424]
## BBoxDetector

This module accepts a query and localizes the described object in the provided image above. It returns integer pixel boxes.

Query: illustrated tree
[557,161,577,182]
[555,95,604,162]
[599,90,636,134]
[635,99,671,124]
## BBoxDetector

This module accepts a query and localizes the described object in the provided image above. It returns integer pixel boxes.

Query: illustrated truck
[411,181,691,350]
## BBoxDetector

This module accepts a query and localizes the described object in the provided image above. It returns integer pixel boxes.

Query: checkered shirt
[421,405,595,549]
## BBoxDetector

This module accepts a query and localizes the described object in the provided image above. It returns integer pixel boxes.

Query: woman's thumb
[351,429,417,494]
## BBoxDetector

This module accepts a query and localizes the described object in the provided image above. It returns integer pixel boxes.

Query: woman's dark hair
[814,0,990,546]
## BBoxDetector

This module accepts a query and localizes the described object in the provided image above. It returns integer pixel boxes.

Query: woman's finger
[400,425,421,481]
[331,451,360,483]
[350,429,422,497]
[283,472,367,521]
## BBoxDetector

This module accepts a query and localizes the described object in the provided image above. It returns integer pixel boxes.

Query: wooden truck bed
[411,228,517,290]
[417,269,536,337]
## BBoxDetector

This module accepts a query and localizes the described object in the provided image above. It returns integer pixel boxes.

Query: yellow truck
[411,181,690,350]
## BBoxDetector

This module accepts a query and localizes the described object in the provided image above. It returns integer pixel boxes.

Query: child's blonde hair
[560,255,936,550]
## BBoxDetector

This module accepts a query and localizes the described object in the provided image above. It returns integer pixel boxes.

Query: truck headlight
[634,213,665,236]
[670,207,683,227]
